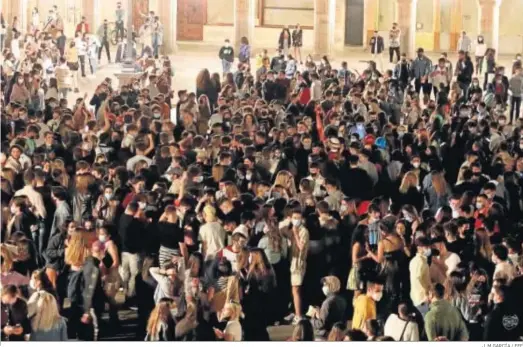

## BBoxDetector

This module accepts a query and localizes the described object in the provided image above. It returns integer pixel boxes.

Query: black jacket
[118,214,145,254]
[369,36,385,54]
[218,46,234,63]
[0,298,31,341]
[44,232,66,271]
[262,80,278,102]
[339,167,373,200]
[456,58,474,85]
[483,301,523,341]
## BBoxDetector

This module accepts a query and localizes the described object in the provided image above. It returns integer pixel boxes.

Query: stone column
[449,0,462,51]
[313,0,331,57]
[433,0,441,51]
[478,0,501,53]
[82,0,99,32]
[333,0,346,53]
[363,0,378,48]
[159,0,177,53]
[397,0,416,57]
[234,0,255,50]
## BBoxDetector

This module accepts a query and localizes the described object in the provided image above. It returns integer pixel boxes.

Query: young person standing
[389,23,401,63]
[218,39,234,75]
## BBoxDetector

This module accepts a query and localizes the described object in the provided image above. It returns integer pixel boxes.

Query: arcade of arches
[2,0,523,56]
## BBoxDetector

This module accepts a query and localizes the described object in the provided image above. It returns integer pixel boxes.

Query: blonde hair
[0,244,15,272]
[431,171,448,197]
[225,276,240,304]
[222,301,243,321]
[65,231,90,266]
[31,292,61,332]
[212,165,224,183]
[399,171,418,194]
[203,205,217,222]
[273,171,297,196]
[476,229,493,260]
[224,183,240,200]
[146,300,172,338]
[75,174,95,195]
[327,324,345,341]
[248,249,268,276]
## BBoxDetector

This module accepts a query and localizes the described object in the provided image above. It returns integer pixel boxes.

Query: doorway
[345,0,364,45]
[177,0,206,41]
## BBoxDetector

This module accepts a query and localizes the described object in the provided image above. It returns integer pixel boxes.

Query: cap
[364,134,375,146]
[232,225,249,239]
[375,137,387,149]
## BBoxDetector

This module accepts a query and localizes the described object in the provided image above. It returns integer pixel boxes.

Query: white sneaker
[284,312,295,322]
[291,315,303,325]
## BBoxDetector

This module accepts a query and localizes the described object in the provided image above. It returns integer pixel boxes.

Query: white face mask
[292,219,302,227]
[29,279,36,290]
[104,193,113,201]
[412,162,420,169]
[476,202,483,210]
[98,235,107,243]
[153,113,161,119]
[491,255,498,264]
[138,202,146,209]
[194,176,203,183]
[322,286,330,296]
[372,291,383,302]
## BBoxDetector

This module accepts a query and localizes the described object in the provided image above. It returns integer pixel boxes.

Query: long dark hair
[351,224,368,246]
[196,69,212,90]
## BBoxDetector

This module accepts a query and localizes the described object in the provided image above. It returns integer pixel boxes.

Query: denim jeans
[510,95,521,123]
[58,88,68,99]
[89,56,97,74]
[116,20,125,41]
[222,59,232,74]
[78,55,86,77]
[152,34,160,58]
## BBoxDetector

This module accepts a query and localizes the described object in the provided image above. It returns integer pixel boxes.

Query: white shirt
[494,261,516,283]
[11,38,20,60]
[199,221,226,261]
[384,314,419,341]
[224,320,242,341]
[442,252,461,276]
[75,38,87,56]
[475,43,487,57]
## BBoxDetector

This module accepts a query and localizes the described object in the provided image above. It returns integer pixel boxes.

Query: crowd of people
[1,9,523,342]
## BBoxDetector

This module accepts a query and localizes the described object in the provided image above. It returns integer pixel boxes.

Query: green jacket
[424,299,469,341]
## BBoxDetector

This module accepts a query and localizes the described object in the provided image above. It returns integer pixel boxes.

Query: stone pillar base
[114,72,143,88]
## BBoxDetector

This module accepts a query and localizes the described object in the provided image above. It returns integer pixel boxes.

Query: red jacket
[76,22,90,34]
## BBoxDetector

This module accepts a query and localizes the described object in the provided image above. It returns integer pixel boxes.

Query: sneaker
[291,315,303,325]
[284,312,295,322]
